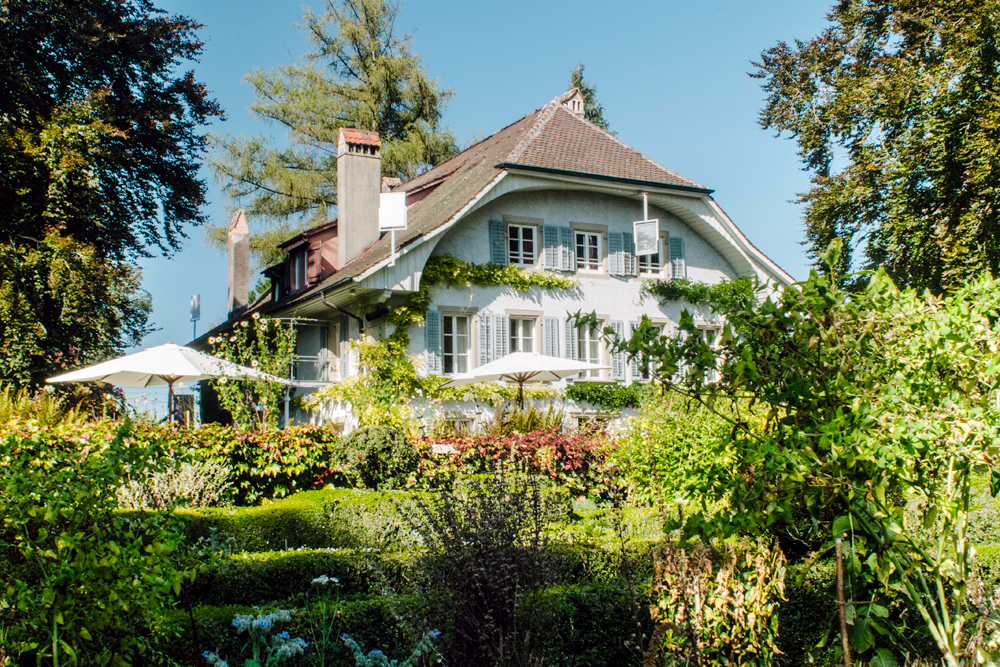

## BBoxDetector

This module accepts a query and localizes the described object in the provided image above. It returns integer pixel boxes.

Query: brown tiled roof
[283,91,711,303]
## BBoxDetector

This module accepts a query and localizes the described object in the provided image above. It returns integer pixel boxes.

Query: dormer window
[291,251,307,290]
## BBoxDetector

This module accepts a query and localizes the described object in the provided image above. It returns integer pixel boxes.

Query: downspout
[320,287,365,334]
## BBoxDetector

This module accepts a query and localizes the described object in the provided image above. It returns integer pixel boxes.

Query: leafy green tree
[0,0,222,387]
[211,0,457,264]
[753,0,1000,292]
[569,62,612,132]
[592,241,1000,664]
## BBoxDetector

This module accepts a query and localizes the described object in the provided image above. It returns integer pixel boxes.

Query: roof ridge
[503,94,564,164]
[557,106,708,190]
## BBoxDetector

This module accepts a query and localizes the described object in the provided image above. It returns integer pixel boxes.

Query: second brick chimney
[337,128,381,268]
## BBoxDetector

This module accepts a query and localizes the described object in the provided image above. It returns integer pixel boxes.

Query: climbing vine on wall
[642,277,756,312]
[386,254,578,351]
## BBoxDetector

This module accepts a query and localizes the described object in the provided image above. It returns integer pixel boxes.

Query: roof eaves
[495,163,715,195]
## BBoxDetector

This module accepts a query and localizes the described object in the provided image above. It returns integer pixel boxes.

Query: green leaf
[872,648,898,667]
[833,515,852,538]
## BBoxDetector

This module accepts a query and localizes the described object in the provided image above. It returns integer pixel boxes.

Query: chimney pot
[337,128,382,268]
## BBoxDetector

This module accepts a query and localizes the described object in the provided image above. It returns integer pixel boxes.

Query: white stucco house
[195,89,793,427]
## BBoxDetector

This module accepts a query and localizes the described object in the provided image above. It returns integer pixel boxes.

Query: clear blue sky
[136,0,831,410]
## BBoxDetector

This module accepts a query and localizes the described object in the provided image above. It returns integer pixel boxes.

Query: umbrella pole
[518,382,525,410]
[167,380,175,425]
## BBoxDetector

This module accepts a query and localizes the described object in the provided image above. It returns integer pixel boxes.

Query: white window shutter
[494,314,510,359]
[559,226,575,271]
[607,232,623,276]
[611,321,626,381]
[542,226,560,269]
[628,321,640,382]
[669,237,686,280]
[563,318,578,360]
[543,317,559,357]
[339,315,351,380]
[623,233,637,276]
[479,312,492,366]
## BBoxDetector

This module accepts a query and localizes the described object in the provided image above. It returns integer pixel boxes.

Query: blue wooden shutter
[543,317,559,357]
[559,226,575,271]
[479,312,492,366]
[563,318,578,360]
[623,233,637,276]
[607,232,623,276]
[494,314,510,359]
[669,237,686,280]
[611,321,626,381]
[489,219,508,265]
[425,310,442,374]
[542,226,560,269]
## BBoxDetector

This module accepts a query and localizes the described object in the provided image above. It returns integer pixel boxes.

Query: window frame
[575,231,602,273]
[441,313,471,375]
[576,320,605,379]
[637,234,668,277]
[509,316,537,353]
[506,223,538,267]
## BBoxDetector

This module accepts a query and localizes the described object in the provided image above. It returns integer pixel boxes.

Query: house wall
[402,188,735,380]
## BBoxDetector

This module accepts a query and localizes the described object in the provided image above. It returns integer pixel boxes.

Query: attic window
[572,99,582,114]
[291,251,307,290]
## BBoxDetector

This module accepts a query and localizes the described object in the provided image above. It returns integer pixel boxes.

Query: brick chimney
[337,128,382,268]
[227,209,249,317]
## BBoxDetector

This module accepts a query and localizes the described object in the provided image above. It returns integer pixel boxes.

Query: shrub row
[421,428,620,501]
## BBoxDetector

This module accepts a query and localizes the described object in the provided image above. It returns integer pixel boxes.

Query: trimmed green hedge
[173,488,413,552]
[190,548,413,605]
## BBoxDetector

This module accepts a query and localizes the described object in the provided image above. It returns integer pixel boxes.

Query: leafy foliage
[210,0,457,264]
[641,276,756,312]
[752,0,1000,292]
[405,471,563,667]
[0,384,85,427]
[0,0,221,387]
[568,63,612,132]
[565,381,653,411]
[602,240,1000,664]
[422,428,619,502]
[336,424,419,490]
[210,315,297,432]
[648,539,786,666]
[0,421,197,664]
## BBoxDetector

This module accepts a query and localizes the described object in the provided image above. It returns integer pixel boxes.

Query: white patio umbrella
[47,342,281,422]
[439,351,611,408]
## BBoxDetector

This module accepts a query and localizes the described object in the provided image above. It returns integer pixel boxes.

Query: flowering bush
[0,419,342,505]
[203,608,308,667]
[419,427,620,501]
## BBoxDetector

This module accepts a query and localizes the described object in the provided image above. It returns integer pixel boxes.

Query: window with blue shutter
[425,310,442,374]
[669,237,686,280]
[607,232,624,275]
[543,317,559,357]
[489,219,507,265]
[542,226,560,269]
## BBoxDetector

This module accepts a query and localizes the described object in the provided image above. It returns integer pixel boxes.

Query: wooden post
[835,537,851,667]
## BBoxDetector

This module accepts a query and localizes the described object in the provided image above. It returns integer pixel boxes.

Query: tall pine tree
[569,63,612,133]
[211,0,457,264]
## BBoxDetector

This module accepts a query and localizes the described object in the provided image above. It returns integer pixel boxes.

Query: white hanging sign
[379,192,407,230]
[634,219,659,256]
